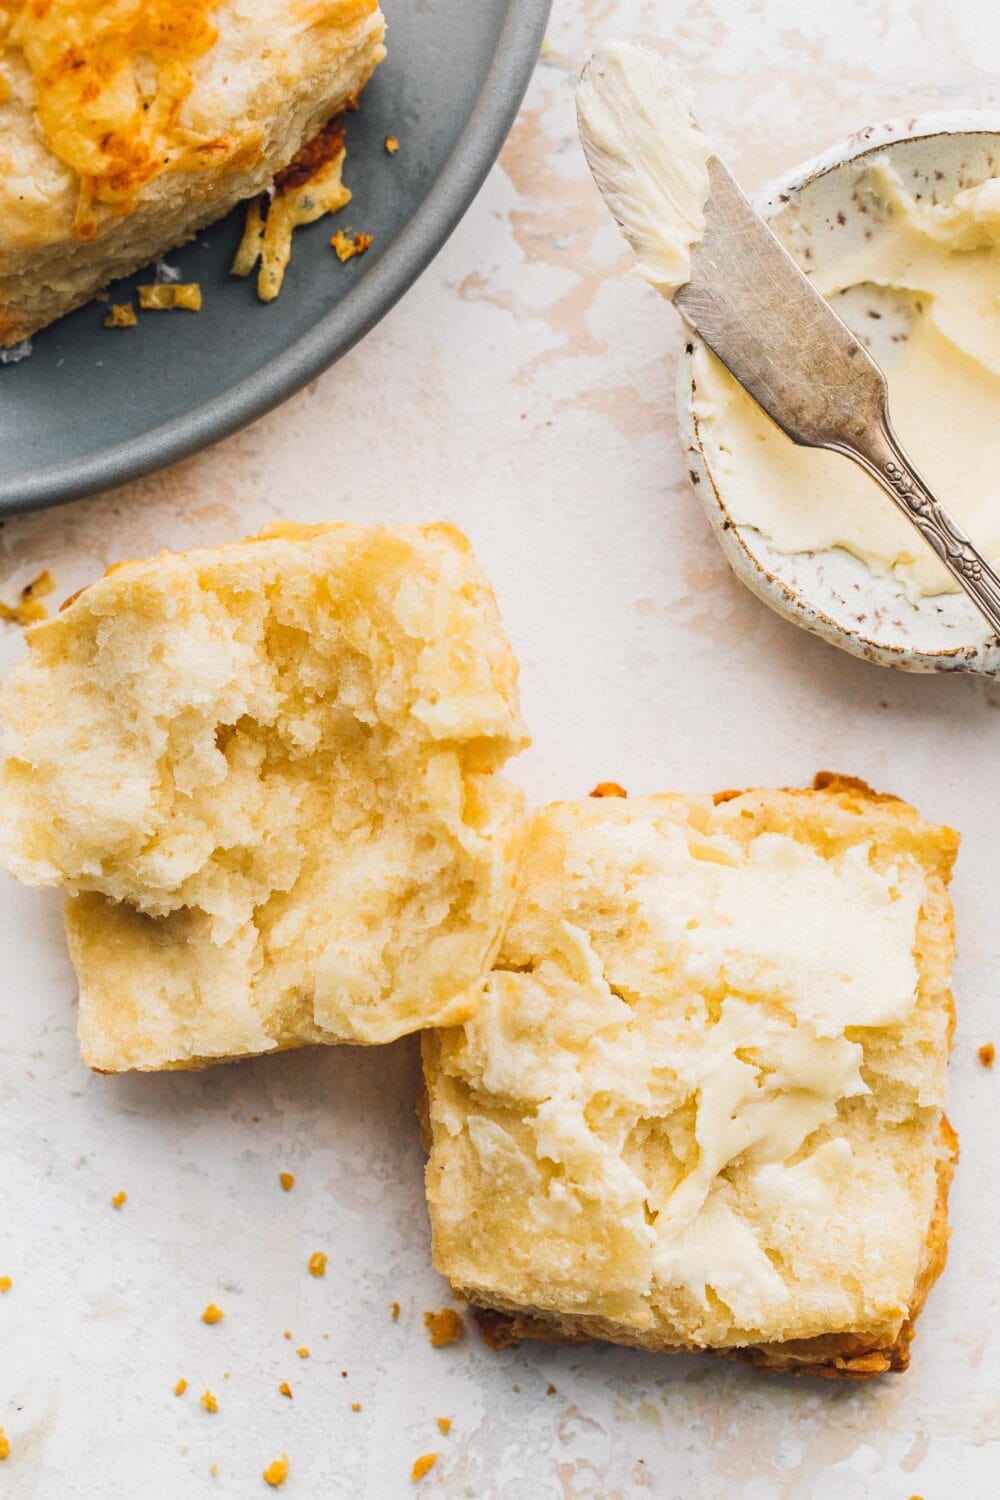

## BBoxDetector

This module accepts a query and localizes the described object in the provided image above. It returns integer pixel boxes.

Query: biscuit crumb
[137,283,202,311]
[331,228,373,262]
[0,1277,11,1293]
[174,1378,188,1397]
[200,1390,218,1414]
[351,1402,362,1412]
[308,1251,327,1278]
[104,303,138,328]
[385,135,400,154]
[283,1330,292,1340]
[411,1453,437,1482]
[546,1383,557,1396]
[1,570,57,627]
[423,1308,464,1348]
[589,781,627,798]
[979,1043,995,1068]
[390,1301,400,1321]
[279,1381,292,1399]
[436,1417,451,1435]
[263,1454,290,1488]
[0,1428,8,1461]
[201,1303,225,1325]
[296,1346,310,1359]
[279,1172,295,1191]
[111,1190,127,1210]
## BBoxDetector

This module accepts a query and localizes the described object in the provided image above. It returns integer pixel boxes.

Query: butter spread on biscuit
[576,40,710,298]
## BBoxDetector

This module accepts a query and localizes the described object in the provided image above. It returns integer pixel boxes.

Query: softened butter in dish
[693,160,1000,601]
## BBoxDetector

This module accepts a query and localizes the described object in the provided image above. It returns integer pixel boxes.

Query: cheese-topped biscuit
[0,522,528,1070]
[0,0,386,342]
[423,776,957,1377]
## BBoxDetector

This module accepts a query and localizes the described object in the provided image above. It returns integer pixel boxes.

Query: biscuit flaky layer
[0,1,386,342]
[422,775,958,1375]
[0,521,528,1070]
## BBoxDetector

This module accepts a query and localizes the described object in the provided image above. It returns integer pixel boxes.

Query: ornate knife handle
[841,420,1000,639]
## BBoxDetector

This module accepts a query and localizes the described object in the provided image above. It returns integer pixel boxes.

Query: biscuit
[0,522,528,1069]
[422,776,958,1377]
[0,0,386,342]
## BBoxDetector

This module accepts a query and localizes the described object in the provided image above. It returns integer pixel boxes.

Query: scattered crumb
[283,1330,292,1341]
[278,1382,292,1399]
[1,570,57,627]
[308,1251,328,1278]
[330,228,373,262]
[104,303,137,328]
[436,1417,451,1436]
[512,1382,521,1393]
[385,134,400,154]
[137,283,202,311]
[174,1378,188,1397]
[0,1428,8,1461]
[411,1453,438,1483]
[340,1371,347,1378]
[210,1464,218,1477]
[589,781,627,798]
[979,1043,995,1068]
[296,1347,310,1359]
[202,1303,225,1325]
[111,1190,127,1210]
[279,1172,295,1191]
[390,1301,400,1321]
[200,1391,219,1414]
[351,1402,362,1412]
[424,1308,464,1348]
[263,1454,290,1488]
[0,1277,11,1294]
[546,1383,557,1396]
[223,1372,231,1380]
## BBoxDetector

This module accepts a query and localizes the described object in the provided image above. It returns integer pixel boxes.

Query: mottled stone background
[2,1,1000,1495]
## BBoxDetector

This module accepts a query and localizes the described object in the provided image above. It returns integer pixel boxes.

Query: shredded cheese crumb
[423,1308,464,1348]
[233,119,350,302]
[0,570,57,627]
[137,283,202,311]
[174,1378,188,1397]
[104,303,138,328]
[980,1042,996,1068]
[385,135,400,154]
[0,1428,9,1461]
[390,1301,400,1321]
[263,1454,290,1488]
[411,1453,437,1482]
[330,228,372,262]
[307,1251,327,1278]
[111,1191,127,1210]
[201,1303,225,1325]
[0,1277,12,1294]
[589,781,627,798]
[278,1381,292,1399]
[210,1464,218,1477]
[436,1417,451,1436]
[296,1347,310,1359]
[200,1391,218,1414]
[279,1172,295,1191]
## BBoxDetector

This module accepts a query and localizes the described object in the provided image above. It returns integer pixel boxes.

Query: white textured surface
[2,1,1000,1495]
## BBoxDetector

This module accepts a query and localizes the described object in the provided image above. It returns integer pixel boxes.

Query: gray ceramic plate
[0,0,550,515]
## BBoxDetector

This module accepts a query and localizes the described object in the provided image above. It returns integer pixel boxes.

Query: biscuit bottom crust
[469,1115,957,1380]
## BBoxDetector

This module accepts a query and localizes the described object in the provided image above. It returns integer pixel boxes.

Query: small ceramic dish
[677,112,1000,674]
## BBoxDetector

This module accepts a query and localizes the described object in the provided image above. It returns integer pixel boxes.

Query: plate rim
[3,0,552,516]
